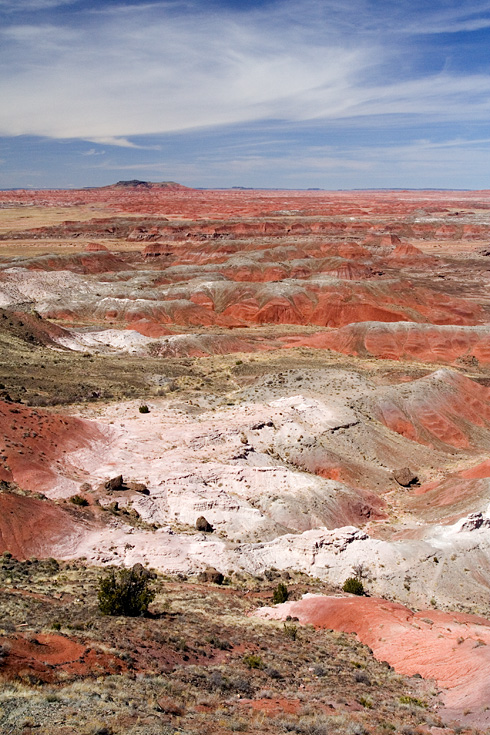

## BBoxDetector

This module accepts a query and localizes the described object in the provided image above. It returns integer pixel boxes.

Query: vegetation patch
[0,556,452,735]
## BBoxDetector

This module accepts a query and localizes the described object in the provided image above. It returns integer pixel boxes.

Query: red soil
[0,632,126,682]
[0,309,73,347]
[77,278,480,330]
[0,400,109,493]
[238,698,301,715]
[84,241,110,252]
[388,242,436,265]
[3,188,489,340]
[407,458,490,521]
[128,319,173,338]
[2,187,490,220]
[19,251,128,274]
[407,476,488,523]
[0,492,87,559]
[460,458,490,479]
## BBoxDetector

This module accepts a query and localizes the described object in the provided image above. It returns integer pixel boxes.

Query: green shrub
[399,695,427,707]
[283,622,298,640]
[342,577,365,595]
[138,404,150,413]
[69,494,89,507]
[243,653,263,669]
[272,582,289,604]
[359,696,373,708]
[207,636,232,650]
[98,563,155,617]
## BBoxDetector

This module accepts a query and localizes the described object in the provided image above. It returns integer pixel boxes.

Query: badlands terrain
[2,183,490,733]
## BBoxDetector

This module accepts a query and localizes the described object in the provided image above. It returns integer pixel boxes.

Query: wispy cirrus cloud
[81,148,105,156]
[0,4,374,140]
[0,0,78,10]
[84,136,161,149]
[399,0,490,34]
[2,0,490,188]
[4,0,490,144]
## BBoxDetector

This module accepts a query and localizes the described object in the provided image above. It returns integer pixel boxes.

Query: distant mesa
[104,180,190,190]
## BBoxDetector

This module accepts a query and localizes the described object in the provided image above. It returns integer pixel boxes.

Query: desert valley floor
[2,184,490,734]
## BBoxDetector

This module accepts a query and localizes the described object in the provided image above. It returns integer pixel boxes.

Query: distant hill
[103,180,191,190]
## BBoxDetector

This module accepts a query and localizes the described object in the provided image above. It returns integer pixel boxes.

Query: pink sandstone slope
[298,322,490,365]
[0,492,91,559]
[257,594,490,727]
[0,400,110,494]
[368,369,490,451]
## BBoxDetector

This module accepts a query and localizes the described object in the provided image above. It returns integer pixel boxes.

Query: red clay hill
[0,400,110,495]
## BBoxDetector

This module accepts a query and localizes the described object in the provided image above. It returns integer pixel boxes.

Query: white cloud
[0,4,393,141]
[0,7,361,137]
[1,0,490,147]
[84,136,161,149]
[0,0,78,10]
[401,1,490,34]
[81,148,105,156]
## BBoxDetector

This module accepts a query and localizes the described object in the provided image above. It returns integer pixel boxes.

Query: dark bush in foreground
[98,563,155,616]
[138,404,150,413]
[342,577,365,595]
[273,582,289,604]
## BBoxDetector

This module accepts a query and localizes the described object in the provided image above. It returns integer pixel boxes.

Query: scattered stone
[460,512,490,532]
[104,475,125,492]
[127,482,149,495]
[198,567,224,585]
[196,516,214,533]
[155,696,184,716]
[131,562,156,580]
[251,420,274,430]
[392,467,418,487]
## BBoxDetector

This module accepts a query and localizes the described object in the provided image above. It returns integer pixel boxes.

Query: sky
[1,0,490,189]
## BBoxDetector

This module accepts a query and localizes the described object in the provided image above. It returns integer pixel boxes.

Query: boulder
[104,475,125,492]
[127,482,149,495]
[198,567,224,585]
[155,697,184,716]
[196,515,214,533]
[392,467,418,487]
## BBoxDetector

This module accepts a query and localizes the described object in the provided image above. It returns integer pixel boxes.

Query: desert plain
[2,183,490,733]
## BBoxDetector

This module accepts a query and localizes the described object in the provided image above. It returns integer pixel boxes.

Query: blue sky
[1,0,490,189]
